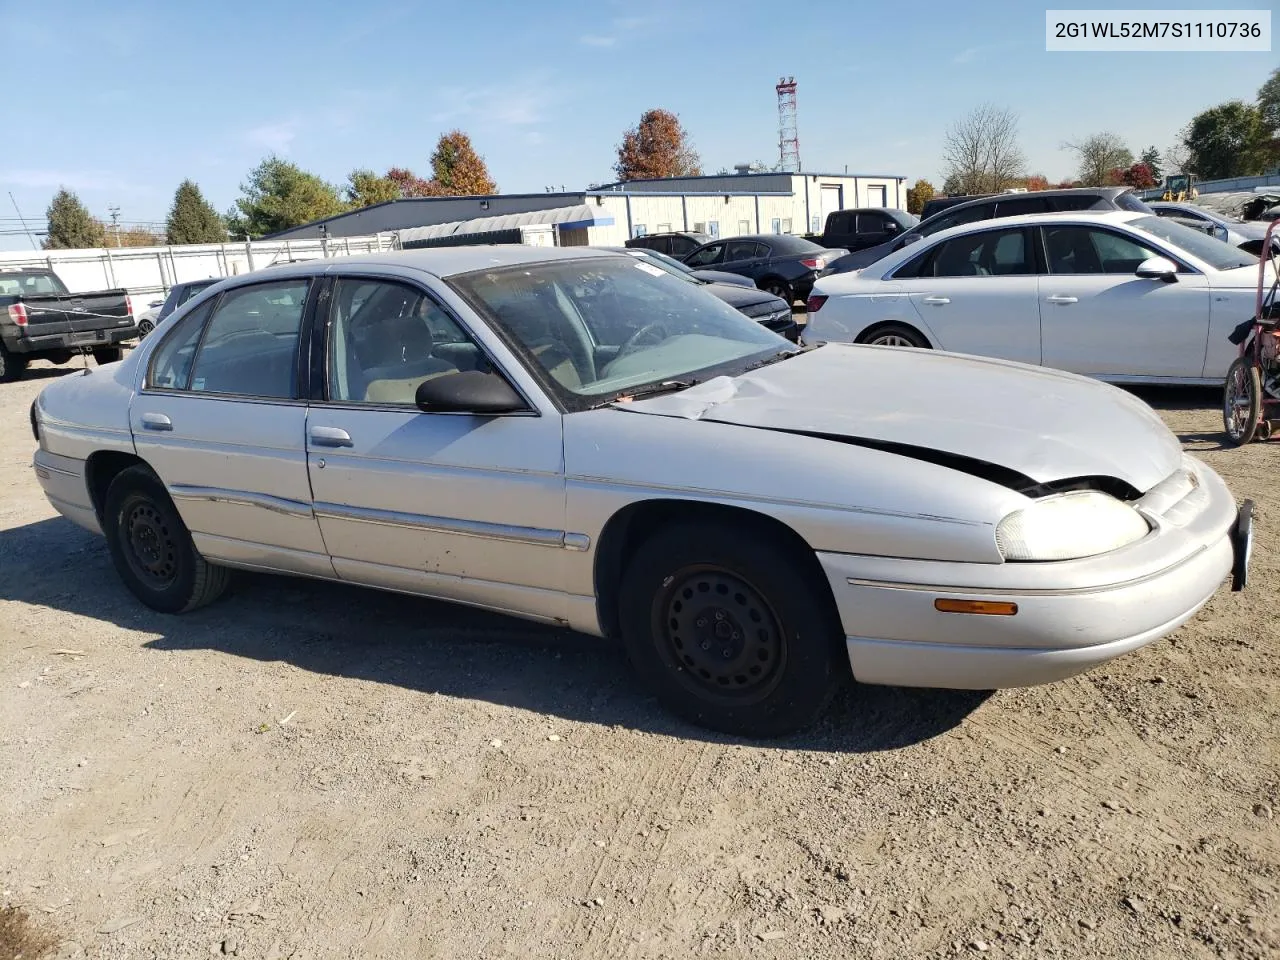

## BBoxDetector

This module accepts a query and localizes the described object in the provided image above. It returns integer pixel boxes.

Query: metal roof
[397,204,614,243]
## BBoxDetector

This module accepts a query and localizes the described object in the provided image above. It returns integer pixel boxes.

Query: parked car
[30,246,1251,736]
[919,194,996,221]
[139,279,223,337]
[803,208,919,252]
[604,247,797,340]
[625,232,712,258]
[0,267,137,382]
[804,210,1264,383]
[679,235,847,303]
[1150,201,1274,256]
[830,187,1156,275]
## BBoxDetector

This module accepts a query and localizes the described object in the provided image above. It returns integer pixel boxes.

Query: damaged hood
[616,344,1181,493]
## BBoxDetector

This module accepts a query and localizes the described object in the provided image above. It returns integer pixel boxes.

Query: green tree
[1258,66,1280,133]
[345,169,403,208]
[905,178,935,214]
[165,180,227,245]
[430,131,498,195]
[1183,101,1268,180]
[1139,146,1163,183]
[1062,132,1132,186]
[230,156,346,237]
[43,189,106,249]
[614,109,702,181]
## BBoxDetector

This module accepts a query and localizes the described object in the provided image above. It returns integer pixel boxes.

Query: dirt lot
[2,356,1277,960]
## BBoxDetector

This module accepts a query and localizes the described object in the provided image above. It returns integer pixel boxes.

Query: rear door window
[725,240,763,262]
[685,243,726,267]
[994,197,1049,217]
[910,227,1032,278]
[187,280,310,398]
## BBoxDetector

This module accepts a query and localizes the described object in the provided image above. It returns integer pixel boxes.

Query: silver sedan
[30,247,1253,737]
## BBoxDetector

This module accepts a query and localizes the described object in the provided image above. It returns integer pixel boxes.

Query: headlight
[996,490,1150,561]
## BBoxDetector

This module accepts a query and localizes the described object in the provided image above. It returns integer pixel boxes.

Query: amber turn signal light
[934,598,1019,616]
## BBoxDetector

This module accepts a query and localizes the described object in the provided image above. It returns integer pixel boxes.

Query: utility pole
[108,205,122,247]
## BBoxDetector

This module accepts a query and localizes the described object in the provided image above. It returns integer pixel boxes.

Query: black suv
[625,232,713,258]
[831,187,1155,273]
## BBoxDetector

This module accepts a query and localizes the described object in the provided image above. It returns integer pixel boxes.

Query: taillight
[800,257,821,269]
[125,297,134,317]
[7,303,28,326]
[806,295,828,313]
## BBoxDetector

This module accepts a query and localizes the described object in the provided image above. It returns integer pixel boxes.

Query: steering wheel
[614,322,670,363]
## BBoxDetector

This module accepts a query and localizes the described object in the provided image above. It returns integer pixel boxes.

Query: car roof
[917,186,1132,224]
[242,245,629,281]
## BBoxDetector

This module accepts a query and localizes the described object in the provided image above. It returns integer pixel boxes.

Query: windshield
[448,257,787,409]
[1128,215,1258,271]
[623,249,698,281]
[1114,191,1154,214]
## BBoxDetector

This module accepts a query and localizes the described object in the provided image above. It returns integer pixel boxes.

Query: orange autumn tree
[614,109,702,181]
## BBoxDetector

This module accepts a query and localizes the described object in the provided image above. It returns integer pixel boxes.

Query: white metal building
[268,170,907,250]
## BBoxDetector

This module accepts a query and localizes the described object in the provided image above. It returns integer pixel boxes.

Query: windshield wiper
[590,379,699,409]
[743,343,818,371]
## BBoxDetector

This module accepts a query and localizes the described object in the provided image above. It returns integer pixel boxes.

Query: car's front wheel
[103,465,230,613]
[619,522,844,737]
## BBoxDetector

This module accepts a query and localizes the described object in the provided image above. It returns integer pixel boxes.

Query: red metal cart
[1223,219,1280,445]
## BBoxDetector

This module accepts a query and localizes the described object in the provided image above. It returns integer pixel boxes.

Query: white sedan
[30,247,1251,737]
[803,210,1263,384]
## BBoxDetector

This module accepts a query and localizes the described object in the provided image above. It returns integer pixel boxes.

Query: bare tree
[1164,128,1191,176]
[941,104,1026,194]
[1062,132,1133,186]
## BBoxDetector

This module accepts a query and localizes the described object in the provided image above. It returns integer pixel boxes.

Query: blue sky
[0,0,1274,239]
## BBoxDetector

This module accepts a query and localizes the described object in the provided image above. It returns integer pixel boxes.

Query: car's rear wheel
[93,346,123,366]
[103,465,230,613]
[0,342,27,383]
[1223,357,1261,446]
[618,522,844,737]
[858,323,929,348]
[762,279,793,304]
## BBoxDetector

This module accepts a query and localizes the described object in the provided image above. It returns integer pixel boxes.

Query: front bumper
[819,455,1246,689]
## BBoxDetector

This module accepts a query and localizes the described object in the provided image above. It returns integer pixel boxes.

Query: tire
[46,350,74,365]
[761,279,793,304]
[618,521,844,738]
[1223,357,1261,446]
[0,342,28,383]
[93,346,124,366]
[103,465,230,613]
[857,323,929,349]
[138,319,155,337]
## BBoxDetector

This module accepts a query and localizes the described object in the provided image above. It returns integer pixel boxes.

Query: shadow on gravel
[0,515,987,754]
[1124,384,1219,411]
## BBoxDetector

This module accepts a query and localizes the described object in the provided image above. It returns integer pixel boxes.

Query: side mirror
[415,370,526,414]
[1135,256,1179,282]
[900,233,921,248]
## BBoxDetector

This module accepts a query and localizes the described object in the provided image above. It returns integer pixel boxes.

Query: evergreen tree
[166,180,228,244]
[44,189,106,249]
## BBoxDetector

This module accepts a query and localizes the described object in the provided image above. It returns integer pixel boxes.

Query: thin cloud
[953,42,1018,64]
[0,169,133,192]
[245,121,298,154]
[580,34,616,47]
[430,77,558,127]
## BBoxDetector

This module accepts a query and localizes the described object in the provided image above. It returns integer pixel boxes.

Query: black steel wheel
[619,521,844,737]
[103,464,230,613]
[1223,357,1261,446]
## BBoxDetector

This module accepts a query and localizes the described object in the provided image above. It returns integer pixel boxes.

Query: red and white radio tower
[776,76,800,172]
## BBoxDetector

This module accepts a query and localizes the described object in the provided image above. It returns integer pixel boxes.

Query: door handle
[921,296,951,305]
[140,412,172,432]
[309,426,353,448]
[1046,295,1079,305]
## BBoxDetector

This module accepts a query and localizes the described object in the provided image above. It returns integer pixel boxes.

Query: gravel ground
[1,357,1277,960]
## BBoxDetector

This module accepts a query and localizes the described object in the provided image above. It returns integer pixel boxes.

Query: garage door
[866,184,887,207]
[820,185,843,225]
